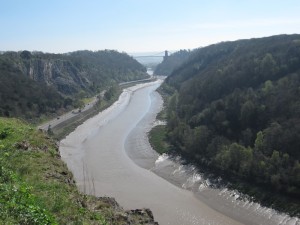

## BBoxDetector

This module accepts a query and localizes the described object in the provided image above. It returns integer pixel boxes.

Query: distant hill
[161,34,300,215]
[0,50,147,119]
[154,50,191,76]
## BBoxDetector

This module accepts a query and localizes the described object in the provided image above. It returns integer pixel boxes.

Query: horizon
[1,0,300,53]
[1,33,299,55]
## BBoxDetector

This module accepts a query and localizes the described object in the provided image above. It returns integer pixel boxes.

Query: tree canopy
[0,50,147,120]
[160,34,300,215]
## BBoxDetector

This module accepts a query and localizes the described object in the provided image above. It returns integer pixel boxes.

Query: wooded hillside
[161,34,300,215]
[0,50,147,120]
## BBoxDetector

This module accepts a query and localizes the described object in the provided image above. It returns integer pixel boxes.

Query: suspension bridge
[132,50,171,60]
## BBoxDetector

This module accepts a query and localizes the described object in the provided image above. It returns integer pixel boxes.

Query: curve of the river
[60,80,299,225]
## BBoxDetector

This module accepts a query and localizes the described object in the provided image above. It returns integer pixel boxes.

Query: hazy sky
[1,0,300,53]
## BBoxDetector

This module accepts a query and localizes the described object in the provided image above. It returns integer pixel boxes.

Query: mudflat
[60,80,242,225]
[60,80,299,225]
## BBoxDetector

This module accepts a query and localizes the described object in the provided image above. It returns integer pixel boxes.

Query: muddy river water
[60,80,299,225]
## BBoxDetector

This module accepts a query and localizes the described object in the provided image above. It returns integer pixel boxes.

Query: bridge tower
[164,50,168,60]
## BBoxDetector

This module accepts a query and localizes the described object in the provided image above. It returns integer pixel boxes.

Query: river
[60,79,299,225]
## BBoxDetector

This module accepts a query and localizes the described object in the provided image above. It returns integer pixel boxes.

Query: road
[37,96,98,131]
[38,68,158,131]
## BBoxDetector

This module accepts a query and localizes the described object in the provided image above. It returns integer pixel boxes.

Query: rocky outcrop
[0,50,147,96]
[87,196,159,225]
[16,57,90,95]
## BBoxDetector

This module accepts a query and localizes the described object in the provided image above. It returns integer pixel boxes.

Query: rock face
[87,197,159,225]
[19,57,89,95]
[1,50,147,96]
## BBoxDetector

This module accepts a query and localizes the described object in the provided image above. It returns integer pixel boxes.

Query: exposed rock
[85,196,159,224]
[126,208,158,225]
[14,140,30,150]
[42,144,48,152]
[96,196,122,211]
[1,50,148,97]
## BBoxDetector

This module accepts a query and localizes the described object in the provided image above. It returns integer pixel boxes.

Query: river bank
[38,74,157,141]
[123,82,299,225]
[63,78,300,225]
[0,117,159,224]
[148,119,300,219]
[148,86,300,221]
[60,80,245,225]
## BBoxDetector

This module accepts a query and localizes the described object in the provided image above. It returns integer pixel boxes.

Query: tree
[254,131,264,153]
[161,35,300,208]
[260,53,278,78]
[20,50,31,59]
[104,85,118,101]
[262,80,274,94]
[240,100,256,127]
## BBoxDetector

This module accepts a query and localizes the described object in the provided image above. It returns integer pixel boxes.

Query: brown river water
[60,80,299,225]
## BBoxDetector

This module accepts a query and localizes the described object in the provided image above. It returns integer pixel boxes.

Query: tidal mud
[60,80,299,225]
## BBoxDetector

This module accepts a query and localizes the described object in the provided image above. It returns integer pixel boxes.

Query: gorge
[60,78,299,225]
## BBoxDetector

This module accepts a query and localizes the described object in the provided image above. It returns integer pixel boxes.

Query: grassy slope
[148,125,169,155]
[148,96,169,155]
[0,118,157,224]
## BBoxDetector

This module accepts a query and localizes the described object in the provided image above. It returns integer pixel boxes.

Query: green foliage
[104,84,119,101]
[0,119,57,224]
[0,50,147,121]
[0,68,68,120]
[148,125,169,154]
[0,118,111,224]
[0,167,57,225]
[162,34,300,216]
[215,143,253,176]
[254,131,264,152]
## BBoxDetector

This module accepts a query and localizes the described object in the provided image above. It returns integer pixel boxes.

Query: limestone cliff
[18,57,89,95]
[0,50,147,119]
[1,50,147,95]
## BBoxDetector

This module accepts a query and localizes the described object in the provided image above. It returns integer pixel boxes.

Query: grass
[0,80,161,224]
[0,118,109,224]
[82,97,94,104]
[0,117,157,224]
[148,125,169,154]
